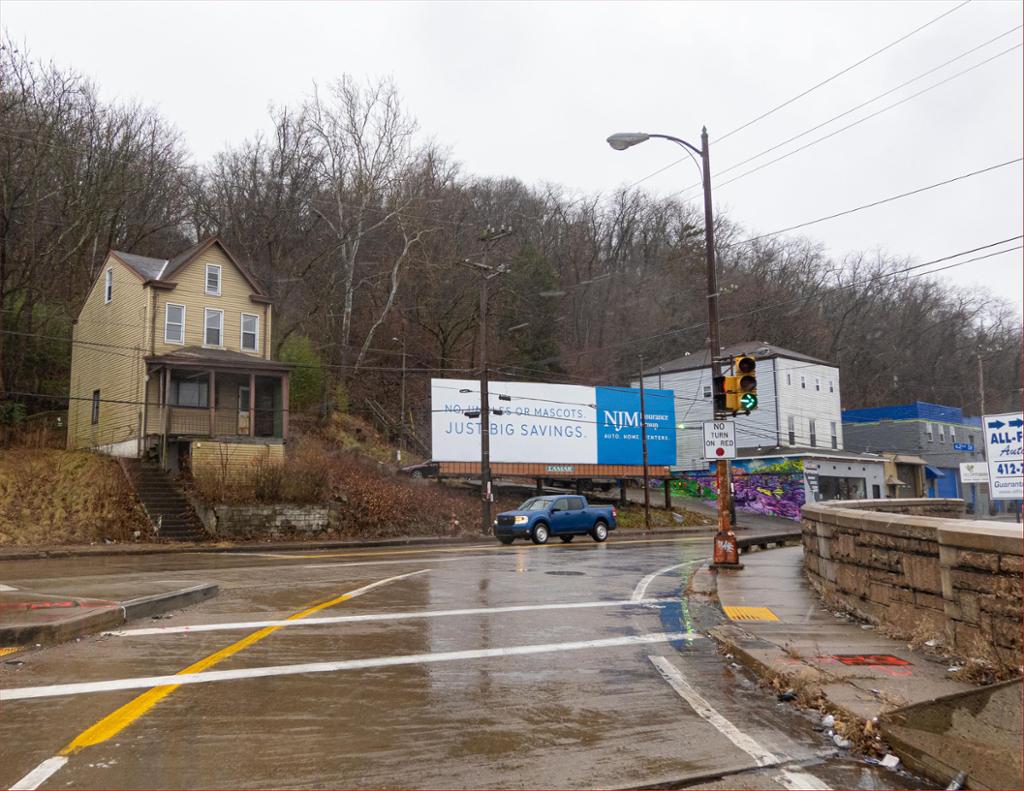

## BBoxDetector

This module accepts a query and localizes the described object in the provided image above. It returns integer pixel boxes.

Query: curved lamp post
[607,128,736,540]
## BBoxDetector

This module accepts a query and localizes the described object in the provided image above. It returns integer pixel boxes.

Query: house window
[164,304,185,344]
[204,308,224,347]
[950,426,956,443]
[241,313,259,352]
[205,264,221,296]
[91,390,100,424]
[800,376,806,389]
[815,378,820,391]
[702,384,712,399]
[938,425,945,443]
[926,423,934,442]
[787,416,796,446]
[829,379,834,393]
[831,421,838,449]
[809,419,817,447]
[786,372,791,386]
[104,269,113,303]
[968,433,974,446]
[174,380,208,408]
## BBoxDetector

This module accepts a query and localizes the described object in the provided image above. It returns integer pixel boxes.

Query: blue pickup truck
[494,495,617,545]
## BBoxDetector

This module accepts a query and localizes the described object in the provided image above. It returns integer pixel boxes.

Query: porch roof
[146,346,293,373]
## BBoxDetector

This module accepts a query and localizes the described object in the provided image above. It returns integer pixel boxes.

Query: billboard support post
[639,355,651,530]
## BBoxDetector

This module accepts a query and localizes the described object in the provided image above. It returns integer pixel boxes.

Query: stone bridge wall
[204,502,342,539]
[802,498,1022,667]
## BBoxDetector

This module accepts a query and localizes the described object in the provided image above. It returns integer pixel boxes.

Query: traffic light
[733,355,758,412]
[713,374,728,417]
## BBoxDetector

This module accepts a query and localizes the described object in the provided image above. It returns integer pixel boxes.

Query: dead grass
[0,449,148,546]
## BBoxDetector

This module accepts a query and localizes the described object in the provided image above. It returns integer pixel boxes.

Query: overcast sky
[4,0,1022,316]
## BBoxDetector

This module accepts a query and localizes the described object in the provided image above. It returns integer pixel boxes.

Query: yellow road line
[272,535,708,560]
[59,571,426,754]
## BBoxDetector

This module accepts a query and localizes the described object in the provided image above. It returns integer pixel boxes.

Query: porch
[145,348,293,443]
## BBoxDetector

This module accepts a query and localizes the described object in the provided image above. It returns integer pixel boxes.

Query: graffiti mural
[671,457,806,521]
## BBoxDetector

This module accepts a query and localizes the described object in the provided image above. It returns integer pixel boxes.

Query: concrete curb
[0,583,219,647]
[0,525,738,561]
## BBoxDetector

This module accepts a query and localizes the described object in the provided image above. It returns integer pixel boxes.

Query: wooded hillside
[1,40,1019,438]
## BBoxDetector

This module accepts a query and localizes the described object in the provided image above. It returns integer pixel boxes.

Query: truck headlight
[514,515,528,525]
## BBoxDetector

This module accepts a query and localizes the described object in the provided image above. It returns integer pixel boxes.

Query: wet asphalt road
[0,537,932,790]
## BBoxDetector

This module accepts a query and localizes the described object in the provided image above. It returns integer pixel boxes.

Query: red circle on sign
[716,448,725,456]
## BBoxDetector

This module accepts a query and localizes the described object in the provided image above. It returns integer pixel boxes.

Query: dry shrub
[326,452,518,538]
[193,440,332,505]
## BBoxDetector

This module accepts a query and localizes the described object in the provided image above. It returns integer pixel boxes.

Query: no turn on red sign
[703,420,736,460]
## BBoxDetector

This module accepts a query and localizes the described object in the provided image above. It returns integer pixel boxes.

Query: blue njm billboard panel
[595,386,676,466]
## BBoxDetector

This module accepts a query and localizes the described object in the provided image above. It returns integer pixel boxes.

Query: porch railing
[166,406,280,437]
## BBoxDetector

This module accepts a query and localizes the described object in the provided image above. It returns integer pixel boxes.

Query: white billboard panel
[982,412,1023,500]
[430,378,677,465]
[432,379,596,463]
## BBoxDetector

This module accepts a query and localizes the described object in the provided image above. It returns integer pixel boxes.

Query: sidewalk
[704,546,1022,790]
[0,581,217,648]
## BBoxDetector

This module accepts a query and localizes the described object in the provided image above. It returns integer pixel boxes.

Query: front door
[238,385,251,434]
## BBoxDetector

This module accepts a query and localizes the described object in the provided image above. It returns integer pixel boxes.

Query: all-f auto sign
[431,379,676,465]
[982,412,1023,501]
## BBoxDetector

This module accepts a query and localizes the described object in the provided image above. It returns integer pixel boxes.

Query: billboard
[431,378,676,466]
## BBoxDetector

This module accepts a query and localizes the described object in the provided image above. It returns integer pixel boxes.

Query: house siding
[638,356,842,470]
[191,440,284,482]
[67,257,148,454]
[151,246,270,357]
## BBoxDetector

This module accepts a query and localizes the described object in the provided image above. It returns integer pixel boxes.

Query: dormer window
[104,269,113,303]
[205,264,221,296]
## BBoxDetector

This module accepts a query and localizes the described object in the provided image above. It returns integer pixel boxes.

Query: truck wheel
[498,537,514,545]
[559,535,574,543]
[591,521,609,542]
[532,523,550,545]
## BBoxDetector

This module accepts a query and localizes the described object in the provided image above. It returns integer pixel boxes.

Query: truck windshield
[519,498,554,511]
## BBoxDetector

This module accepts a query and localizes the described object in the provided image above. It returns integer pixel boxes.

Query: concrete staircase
[122,459,207,541]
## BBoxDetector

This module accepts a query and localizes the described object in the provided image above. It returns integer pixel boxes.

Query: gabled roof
[110,251,168,281]
[651,341,831,374]
[109,237,267,296]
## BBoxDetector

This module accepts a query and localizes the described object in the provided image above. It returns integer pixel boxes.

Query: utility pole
[393,335,407,464]
[977,351,986,416]
[462,225,513,536]
[699,127,733,543]
[639,355,651,531]
[606,127,737,564]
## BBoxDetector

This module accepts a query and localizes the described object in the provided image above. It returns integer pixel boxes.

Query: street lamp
[608,127,738,562]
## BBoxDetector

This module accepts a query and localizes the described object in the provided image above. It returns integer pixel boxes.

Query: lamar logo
[604,410,639,432]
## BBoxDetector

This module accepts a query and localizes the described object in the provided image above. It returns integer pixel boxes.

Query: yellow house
[67,237,290,474]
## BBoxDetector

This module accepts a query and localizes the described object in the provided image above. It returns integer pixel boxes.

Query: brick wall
[211,502,341,539]
[802,498,1022,667]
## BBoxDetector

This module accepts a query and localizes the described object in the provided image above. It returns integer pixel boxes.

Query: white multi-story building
[634,341,844,471]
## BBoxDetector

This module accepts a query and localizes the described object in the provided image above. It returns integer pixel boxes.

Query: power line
[724,157,1023,248]
[698,42,1022,196]
[714,0,973,144]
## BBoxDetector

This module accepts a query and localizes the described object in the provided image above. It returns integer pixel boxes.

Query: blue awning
[925,465,946,479]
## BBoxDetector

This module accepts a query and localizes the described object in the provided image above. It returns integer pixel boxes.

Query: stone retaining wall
[208,503,342,539]
[802,498,1022,667]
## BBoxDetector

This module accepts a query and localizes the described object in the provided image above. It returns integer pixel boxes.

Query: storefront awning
[885,475,909,487]
[925,465,946,479]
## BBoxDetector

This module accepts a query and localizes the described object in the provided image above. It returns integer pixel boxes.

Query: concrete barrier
[802,498,1022,668]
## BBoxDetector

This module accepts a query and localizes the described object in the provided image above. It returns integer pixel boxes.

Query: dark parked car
[493,495,617,545]
[398,460,439,479]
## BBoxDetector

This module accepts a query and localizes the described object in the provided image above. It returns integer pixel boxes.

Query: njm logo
[604,410,639,432]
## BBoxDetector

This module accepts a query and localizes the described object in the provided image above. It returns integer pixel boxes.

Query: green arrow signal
[739,392,758,410]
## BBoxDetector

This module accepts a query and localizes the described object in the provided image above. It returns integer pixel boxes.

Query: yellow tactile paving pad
[723,606,780,622]
[0,646,21,657]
